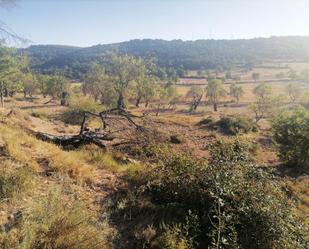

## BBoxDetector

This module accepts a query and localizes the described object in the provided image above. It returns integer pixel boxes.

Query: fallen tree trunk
[35,130,115,149]
[34,107,145,149]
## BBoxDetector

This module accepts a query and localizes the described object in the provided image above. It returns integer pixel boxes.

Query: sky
[1,0,309,47]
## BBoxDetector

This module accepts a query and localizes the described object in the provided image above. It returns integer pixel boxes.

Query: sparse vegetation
[1,9,309,248]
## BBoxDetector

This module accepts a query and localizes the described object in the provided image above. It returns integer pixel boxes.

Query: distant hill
[22,36,309,79]
[22,45,81,67]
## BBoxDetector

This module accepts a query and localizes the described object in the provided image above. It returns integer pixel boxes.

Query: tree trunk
[0,82,4,108]
[213,102,218,112]
[117,92,126,109]
[193,103,198,110]
[193,95,203,110]
[135,96,141,107]
[156,104,161,116]
[61,92,68,106]
[4,87,8,97]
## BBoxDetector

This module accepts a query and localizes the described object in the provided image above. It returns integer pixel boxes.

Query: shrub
[209,137,259,165]
[112,138,307,248]
[272,106,309,169]
[197,116,258,135]
[170,134,185,144]
[217,115,258,135]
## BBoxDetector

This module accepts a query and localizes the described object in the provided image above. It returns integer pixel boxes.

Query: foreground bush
[272,106,309,169]
[112,139,307,249]
[0,187,113,249]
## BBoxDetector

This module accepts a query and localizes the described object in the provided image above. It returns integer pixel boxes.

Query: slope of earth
[0,95,308,243]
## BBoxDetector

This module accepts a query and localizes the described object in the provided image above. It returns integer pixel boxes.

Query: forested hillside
[22,45,81,68]
[23,36,309,79]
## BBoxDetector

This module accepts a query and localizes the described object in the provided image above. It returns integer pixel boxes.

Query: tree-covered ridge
[23,36,309,78]
[22,45,81,68]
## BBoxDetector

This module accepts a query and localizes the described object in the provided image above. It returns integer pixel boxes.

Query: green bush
[197,116,258,135]
[217,116,258,135]
[112,139,306,249]
[272,106,309,169]
[209,138,259,165]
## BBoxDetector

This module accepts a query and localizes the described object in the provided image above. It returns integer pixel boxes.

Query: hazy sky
[1,0,309,47]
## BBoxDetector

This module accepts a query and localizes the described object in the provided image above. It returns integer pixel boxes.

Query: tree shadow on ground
[273,163,308,179]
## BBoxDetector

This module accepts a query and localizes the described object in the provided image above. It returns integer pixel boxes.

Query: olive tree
[252,72,260,81]
[154,82,178,116]
[229,83,244,103]
[45,75,69,105]
[206,79,226,111]
[186,86,204,111]
[83,64,116,106]
[109,55,146,109]
[132,75,159,107]
[143,76,158,108]
[286,83,301,103]
[0,46,15,107]
[253,83,272,101]
[22,72,39,100]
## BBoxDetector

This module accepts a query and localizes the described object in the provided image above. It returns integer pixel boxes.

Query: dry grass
[78,148,144,176]
[0,124,95,183]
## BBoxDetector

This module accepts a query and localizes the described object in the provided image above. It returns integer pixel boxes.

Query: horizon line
[20,35,309,49]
